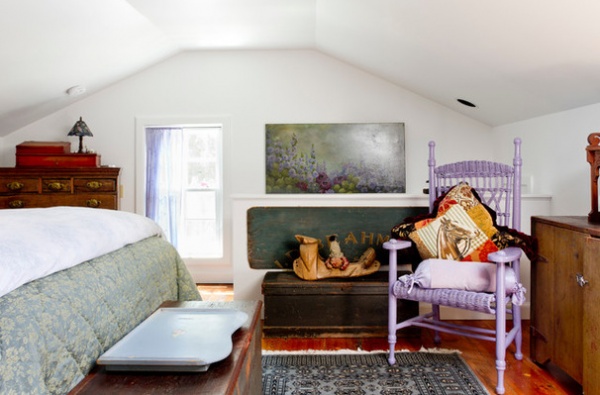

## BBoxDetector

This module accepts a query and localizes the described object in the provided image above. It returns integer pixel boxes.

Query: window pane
[182,127,222,258]
[187,129,218,160]
[184,190,216,219]
[180,219,221,258]
[187,162,217,188]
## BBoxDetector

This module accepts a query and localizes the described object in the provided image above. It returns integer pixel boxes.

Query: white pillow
[398,258,517,293]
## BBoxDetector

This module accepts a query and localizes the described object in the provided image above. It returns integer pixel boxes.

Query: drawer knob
[8,200,24,208]
[576,273,589,287]
[86,181,103,190]
[47,182,66,191]
[6,181,24,191]
[86,199,101,208]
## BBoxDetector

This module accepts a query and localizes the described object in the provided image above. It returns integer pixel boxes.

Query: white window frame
[135,116,232,283]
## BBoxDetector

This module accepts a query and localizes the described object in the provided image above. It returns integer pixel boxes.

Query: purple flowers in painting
[266,123,406,194]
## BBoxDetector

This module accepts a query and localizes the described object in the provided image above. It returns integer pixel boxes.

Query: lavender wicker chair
[384,138,523,394]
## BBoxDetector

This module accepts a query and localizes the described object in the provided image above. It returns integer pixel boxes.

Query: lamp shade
[68,117,93,137]
[68,117,93,153]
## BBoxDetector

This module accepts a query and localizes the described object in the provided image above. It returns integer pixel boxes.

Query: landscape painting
[266,123,405,194]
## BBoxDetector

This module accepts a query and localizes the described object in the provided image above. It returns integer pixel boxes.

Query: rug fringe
[262,349,384,355]
[262,347,461,355]
[418,346,462,354]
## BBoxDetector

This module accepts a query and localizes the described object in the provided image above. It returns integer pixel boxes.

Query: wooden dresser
[0,167,120,210]
[531,216,600,395]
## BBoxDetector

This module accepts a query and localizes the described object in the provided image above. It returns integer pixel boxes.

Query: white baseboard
[186,263,233,284]
[419,302,531,320]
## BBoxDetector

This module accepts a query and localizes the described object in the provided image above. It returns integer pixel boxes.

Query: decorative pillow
[391,182,538,262]
[408,182,499,262]
[398,258,517,292]
[394,258,527,305]
[492,227,538,261]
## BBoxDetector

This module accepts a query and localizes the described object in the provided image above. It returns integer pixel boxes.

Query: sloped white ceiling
[1,0,600,136]
[126,0,316,49]
[0,0,176,135]
[316,0,600,127]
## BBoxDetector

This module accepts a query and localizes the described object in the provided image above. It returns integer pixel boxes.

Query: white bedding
[0,207,164,298]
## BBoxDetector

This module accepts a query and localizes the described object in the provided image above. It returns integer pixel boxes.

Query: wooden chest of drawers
[531,216,600,394]
[0,167,120,210]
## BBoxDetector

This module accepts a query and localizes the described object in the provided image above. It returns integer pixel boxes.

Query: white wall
[493,102,600,216]
[0,49,503,282]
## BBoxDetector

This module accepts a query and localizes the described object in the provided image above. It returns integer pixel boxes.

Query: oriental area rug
[262,351,490,395]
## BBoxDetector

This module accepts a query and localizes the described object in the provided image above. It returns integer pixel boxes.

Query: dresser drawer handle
[86,181,103,190]
[8,200,24,208]
[6,181,24,191]
[47,182,66,191]
[576,273,589,287]
[86,199,101,208]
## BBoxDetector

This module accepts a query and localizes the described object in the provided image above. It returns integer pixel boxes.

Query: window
[145,125,223,258]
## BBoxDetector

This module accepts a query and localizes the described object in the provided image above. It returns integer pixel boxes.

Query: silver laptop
[97,307,248,372]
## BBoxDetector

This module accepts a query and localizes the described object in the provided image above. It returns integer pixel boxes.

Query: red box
[16,153,101,167]
[16,141,71,155]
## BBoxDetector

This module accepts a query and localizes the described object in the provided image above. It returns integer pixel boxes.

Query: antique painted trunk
[262,270,419,338]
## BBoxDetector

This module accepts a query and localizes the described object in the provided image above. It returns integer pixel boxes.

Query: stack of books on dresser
[16,141,100,167]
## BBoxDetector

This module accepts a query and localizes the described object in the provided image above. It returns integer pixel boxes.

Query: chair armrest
[383,239,413,284]
[487,247,522,264]
[383,239,412,251]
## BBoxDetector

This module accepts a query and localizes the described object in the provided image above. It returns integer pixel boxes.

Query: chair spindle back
[428,138,522,230]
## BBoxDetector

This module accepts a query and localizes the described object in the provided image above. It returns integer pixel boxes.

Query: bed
[0,207,201,395]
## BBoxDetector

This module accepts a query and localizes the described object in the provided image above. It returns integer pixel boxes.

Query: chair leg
[512,304,523,360]
[495,297,507,394]
[495,321,507,394]
[388,293,397,365]
[432,304,441,345]
[495,360,506,395]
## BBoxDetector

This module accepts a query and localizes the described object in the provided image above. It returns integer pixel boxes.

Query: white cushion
[398,258,517,292]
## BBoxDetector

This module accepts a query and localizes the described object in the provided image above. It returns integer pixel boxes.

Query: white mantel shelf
[231,193,429,206]
[231,193,550,205]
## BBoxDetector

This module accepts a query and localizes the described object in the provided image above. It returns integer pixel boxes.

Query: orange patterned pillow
[409,182,499,262]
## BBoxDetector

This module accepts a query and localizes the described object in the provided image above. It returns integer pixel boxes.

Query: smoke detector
[66,85,86,97]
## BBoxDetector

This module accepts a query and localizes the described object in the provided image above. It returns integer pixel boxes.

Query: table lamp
[68,117,93,153]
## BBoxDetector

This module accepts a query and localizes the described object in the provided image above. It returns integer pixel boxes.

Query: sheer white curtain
[145,127,183,248]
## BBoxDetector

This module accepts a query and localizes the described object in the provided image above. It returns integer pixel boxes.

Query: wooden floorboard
[198,284,582,395]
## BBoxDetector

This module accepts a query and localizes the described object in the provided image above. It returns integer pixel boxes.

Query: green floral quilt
[0,236,201,395]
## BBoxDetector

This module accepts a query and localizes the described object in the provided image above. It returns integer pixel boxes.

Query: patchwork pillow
[407,182,499,262]
[391,182,538,263]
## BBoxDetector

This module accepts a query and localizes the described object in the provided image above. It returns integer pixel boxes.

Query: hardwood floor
[197,284,582,395]
[197,283,234,302]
